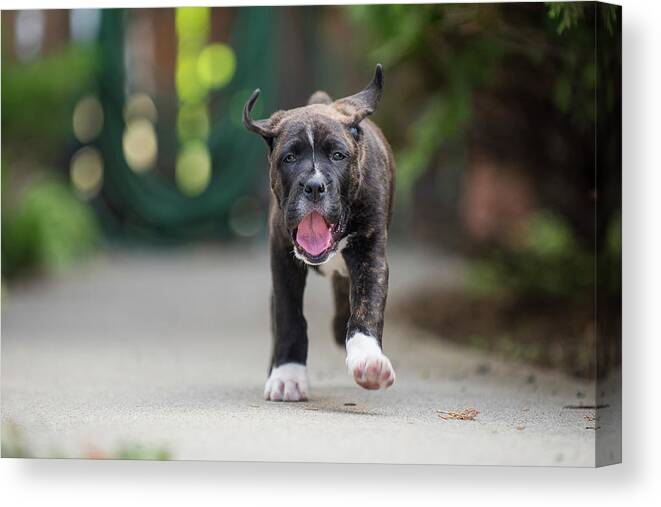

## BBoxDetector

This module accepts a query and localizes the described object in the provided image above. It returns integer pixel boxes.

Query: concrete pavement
[1,245,611,465]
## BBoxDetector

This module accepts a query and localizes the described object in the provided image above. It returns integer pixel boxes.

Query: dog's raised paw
[346,333,396,390]
[264,363,309,401]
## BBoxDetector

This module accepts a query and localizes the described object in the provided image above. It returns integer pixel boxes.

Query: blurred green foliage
[114,443,171,461]
[1,420,170,460]
[352,2,620,301]
[468,208,621,301]
[603,211,622,296]
[1,46,98,156]
[547,2,589,34]
[547,2,618,35]
[2,174,99,278]
[2,41,101,280]
[1,421,30,459]
[350,4,504,200]
[351,2,612,198]
[468,211,593,299]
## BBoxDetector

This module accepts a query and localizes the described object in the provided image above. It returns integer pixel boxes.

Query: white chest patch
[318,237,349,277]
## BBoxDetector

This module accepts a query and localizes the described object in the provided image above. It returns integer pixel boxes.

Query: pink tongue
[296,212,332,256]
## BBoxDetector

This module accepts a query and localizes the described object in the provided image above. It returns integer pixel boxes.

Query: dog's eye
[331,152,346,161]
[283,153,296,164]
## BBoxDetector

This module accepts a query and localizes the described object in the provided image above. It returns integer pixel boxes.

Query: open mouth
[293,211,339,263]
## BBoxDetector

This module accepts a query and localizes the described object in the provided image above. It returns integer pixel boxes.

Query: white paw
[264,363,309,402]
[346,333,396,390]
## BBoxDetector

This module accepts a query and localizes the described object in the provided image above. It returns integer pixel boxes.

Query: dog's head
[243,65,383,265]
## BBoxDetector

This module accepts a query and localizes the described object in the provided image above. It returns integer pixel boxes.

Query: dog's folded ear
[243,89,275,146]
[334,64,384,127]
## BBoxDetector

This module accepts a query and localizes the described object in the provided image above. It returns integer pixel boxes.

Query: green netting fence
[95,7,278,241]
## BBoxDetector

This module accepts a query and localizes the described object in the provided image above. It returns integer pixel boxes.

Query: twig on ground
[563,404,609,409]
[437,408,479,420]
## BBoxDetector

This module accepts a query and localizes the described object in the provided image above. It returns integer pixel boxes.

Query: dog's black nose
[303,179,326,202]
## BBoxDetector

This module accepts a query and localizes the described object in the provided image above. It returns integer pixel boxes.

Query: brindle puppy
[244,65,395,401]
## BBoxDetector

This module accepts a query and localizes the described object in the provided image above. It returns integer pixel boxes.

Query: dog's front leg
[264,237,310,401]
[342,234,396,390]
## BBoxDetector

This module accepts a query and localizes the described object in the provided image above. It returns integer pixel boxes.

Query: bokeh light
[15,10,44,62]
[229,196,263,238]
[70,146,103,198]
[123,118,158,173]
[69,9,101,43]
[176,56,206,104]
[175,7,210,52]
[197,43,236,89]
[72,94,104,143]
[177,103,209,142]
[175,141,212,197]
[123,93,158,123]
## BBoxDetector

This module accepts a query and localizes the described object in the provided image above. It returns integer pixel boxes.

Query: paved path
[1,245,609,465]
